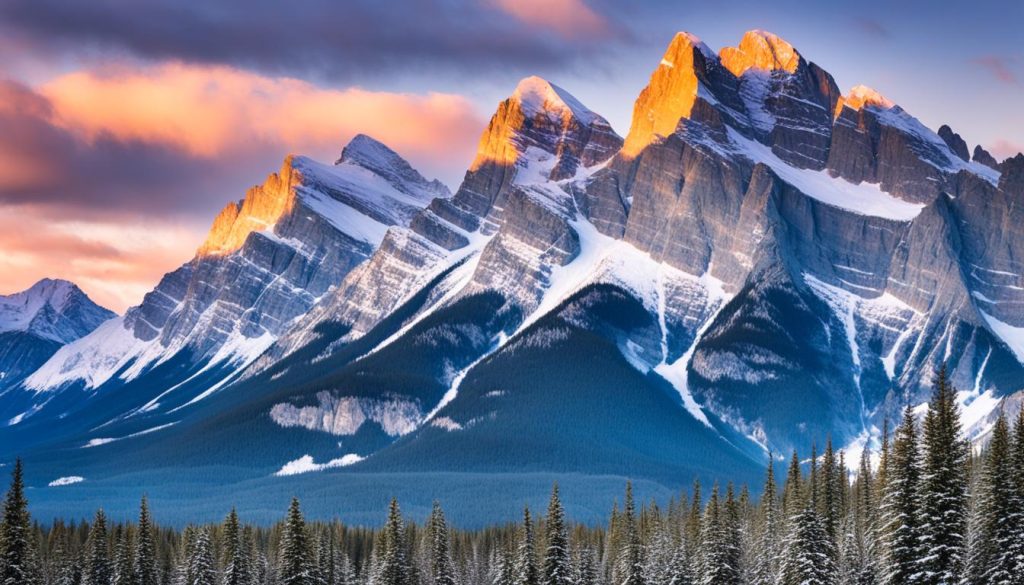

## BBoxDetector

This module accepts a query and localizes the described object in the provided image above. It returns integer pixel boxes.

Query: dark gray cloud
[0,0,629,82]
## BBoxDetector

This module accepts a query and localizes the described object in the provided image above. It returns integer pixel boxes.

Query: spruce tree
[515,508,537,585]
[853,448,877,585]
[698,485,738,585]
[428,502,457,585]
[977,411,1022,584]
[0,459,40,585]
[619,483,644,585]
[137,497,158,585]
[542,485,569,585]
[880,405,921,585]
[188,528,216,585]
[223,508,251,585]
[113,528,137,585]
[571,546,597,585]
[782,451,803,519]
[917,365,968,585]
[279,498,314,585]
[780,505,835,585]
[751,458,782,585]
[84,509,112,585]
[377,498,410,585]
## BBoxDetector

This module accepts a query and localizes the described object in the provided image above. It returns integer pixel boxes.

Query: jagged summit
[0,278,114,344]
[336,134,451,201]
[719,29,801,76]
[511,76,600,125]
[840,84,896,112]
[621,31,718,157]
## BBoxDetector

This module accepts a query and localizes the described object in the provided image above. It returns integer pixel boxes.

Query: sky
[0,0,1021,312]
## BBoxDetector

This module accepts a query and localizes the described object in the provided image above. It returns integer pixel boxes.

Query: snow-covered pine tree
[917,365,968,585]
[136,497,158,585]
[515,508,538,585]
[782,451,803,519]
[722,485,742,584]
[751,457,782,585]
[683,481,702,582]
[852,448,877,585]
[84,509,112,585]
[0,459,41,585]
[698,485,738,585]
[571,546,598,585]
[428,502,457,585]
[780,504,835,585]
[880,405,921,585]
[976,410,1022,584]
[819,439,842,547]
[188,528,216,585]
[619,483,645,585]
[279,498,314,585]
[542,485,569,585]
[113,527,137,585]
[376,498,412,585]
[223,508,252,585]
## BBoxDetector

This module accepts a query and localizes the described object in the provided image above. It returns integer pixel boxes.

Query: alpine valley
[4,30,1024,526]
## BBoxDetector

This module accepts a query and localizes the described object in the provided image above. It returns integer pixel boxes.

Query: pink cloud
[489,0,608,39]
[40,62,483,181]
[971,55,1019,85]
[0,205,205,312]
[990,139,1024,160]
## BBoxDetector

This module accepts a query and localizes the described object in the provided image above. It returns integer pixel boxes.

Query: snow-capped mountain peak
[840,84,896,112]
[719,29,802,77]
[511,76,600,125]
[336,134,451,202]
[0,279,114,344]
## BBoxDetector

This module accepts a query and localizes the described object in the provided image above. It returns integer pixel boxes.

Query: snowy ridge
[0,279,114,344]
[513,76,600,125]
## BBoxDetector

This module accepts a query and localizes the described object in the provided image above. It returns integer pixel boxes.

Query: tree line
[2,367,1023,584]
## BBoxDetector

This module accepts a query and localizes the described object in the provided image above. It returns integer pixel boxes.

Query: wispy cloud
[488,0,609,39]
[990,139,1023,160]
[971,55,1019,85]
[855,18,889,39]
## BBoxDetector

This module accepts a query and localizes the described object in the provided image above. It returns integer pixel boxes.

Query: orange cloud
[489,0,608,39]
[40,62,483,178]
[0,205,205,312]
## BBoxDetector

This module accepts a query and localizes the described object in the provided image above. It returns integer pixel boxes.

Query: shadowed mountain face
[0,279,114,396]
[4,30,1024,525]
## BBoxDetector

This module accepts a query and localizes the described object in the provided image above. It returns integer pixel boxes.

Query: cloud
[0,205,205,312]
[971,55,1019,85]
[0,0,623,82]
[990,139,1024,160]
[855,18,889,39]
[0,64,487,311]
[489,0,609,39]
[40,62,483,177]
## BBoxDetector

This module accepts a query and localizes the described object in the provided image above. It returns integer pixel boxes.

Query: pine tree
[852,448,877,585]
[428,502,457,585]
[917,365,968,585]
[187,528,216,585]
[819,439,842,545]
[515,508,537,585]
[880,405,921,585]
[136,497,158,585]
[114,527,138,585]
[976,411,1022,584]
[0,459,40,585]
[782,451,803,519]
[376,499,411,585]
[223,508,252,585]
[619,483,644,585]
[683,481,702,581]
[493,543,516,585]
[571,546,598,585]
[279,498,314,585]
[780,504,835,585]
[698,485,738,585]
[84,509,112,585]
[542,485,569,585]
[751,457,782,585]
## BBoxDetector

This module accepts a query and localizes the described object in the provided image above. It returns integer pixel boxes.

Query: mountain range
[3,29,1023,526]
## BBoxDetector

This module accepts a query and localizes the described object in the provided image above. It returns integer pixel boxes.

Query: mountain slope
[0,279,114,397]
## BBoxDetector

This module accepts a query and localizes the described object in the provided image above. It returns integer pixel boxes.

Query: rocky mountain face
[4,136,446,429]
[5,30,1024,515]
[0,279,113,396]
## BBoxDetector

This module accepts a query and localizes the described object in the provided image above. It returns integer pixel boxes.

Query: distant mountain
[5,30,1024,525]
[0,279,113,398]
